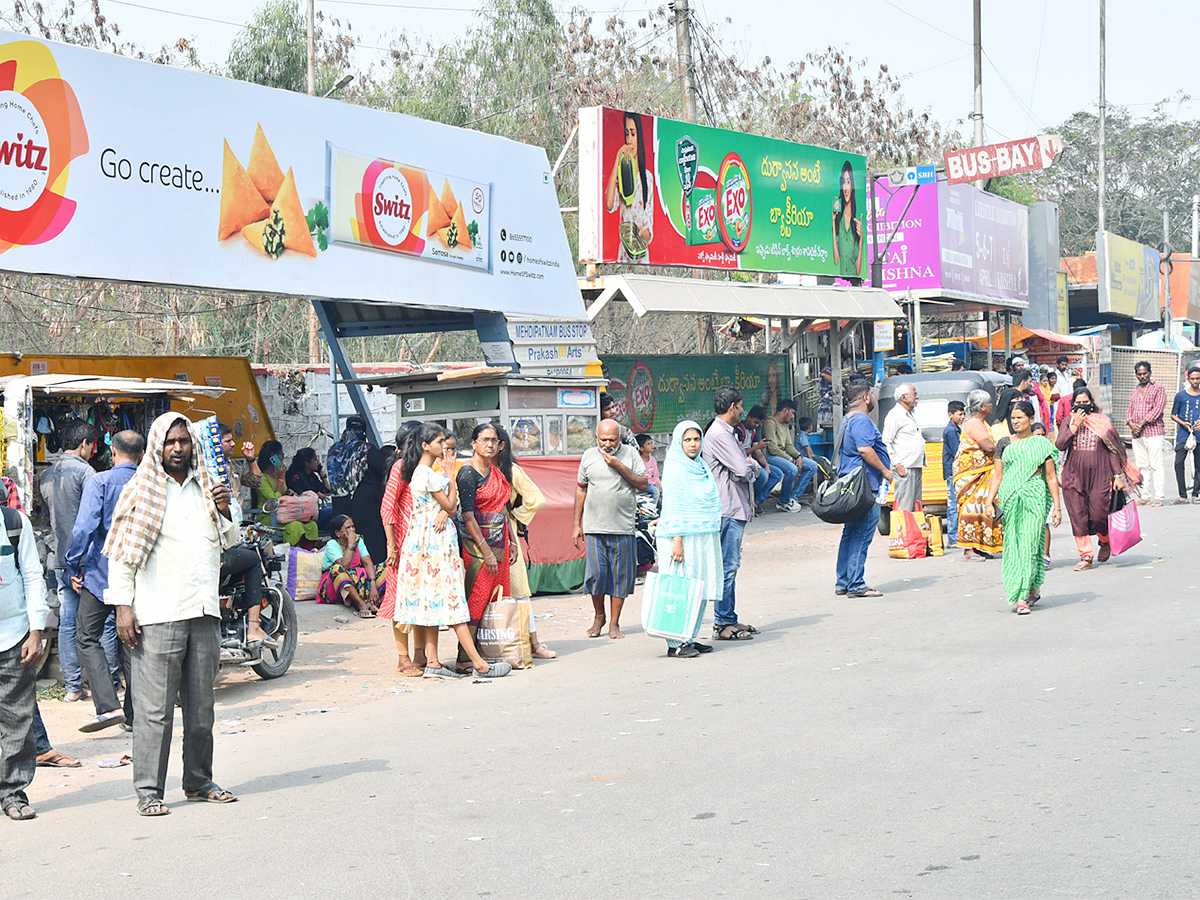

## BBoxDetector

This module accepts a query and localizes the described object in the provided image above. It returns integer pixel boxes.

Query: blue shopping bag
[641,570,704,642]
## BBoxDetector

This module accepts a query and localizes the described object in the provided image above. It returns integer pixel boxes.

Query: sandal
[36,751,81,768]
[1096,543,1111,563]
[395,665,424,677]
[185,786,237,804]
[63,689,89,703]
[1074,556,1093,571]
[849,588,884,598]
[1027,592,1041,607]
[354,608,376,618]
[531,645,557,659]
[737,623,760,635]
[714,625,753,641]
[3,803,35,821]
[1015,601,1030,615]
[137,798,171,817]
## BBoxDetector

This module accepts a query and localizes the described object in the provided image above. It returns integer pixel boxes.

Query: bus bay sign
[943,134,1064,185]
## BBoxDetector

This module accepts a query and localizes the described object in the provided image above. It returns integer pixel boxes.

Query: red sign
[943,134,1063,185]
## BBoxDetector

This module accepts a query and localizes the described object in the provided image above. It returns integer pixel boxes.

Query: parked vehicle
[218,523,297,679]
[874,371,1010,535]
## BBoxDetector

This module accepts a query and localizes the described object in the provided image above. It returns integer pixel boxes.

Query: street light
[322,74,353,98]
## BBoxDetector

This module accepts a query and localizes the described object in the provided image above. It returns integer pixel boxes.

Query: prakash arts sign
[0,33,581,319]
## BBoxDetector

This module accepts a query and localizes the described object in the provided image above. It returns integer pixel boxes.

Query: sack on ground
[641,570,705,642]
[276,491,319,524]
[477,593,533,669]
[888,509,928,559]
[286,546,323,600]
[1108,496,1142,557]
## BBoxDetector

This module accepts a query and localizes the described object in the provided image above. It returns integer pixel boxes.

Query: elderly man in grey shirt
[703,386,761,641]
[882,382,925,512]
[572,419,648,640]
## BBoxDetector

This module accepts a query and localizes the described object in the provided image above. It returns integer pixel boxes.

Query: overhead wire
[1025,0,1049,134]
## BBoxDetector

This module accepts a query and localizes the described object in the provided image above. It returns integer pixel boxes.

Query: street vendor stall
[340,367,608,594]
[1,373,232,514]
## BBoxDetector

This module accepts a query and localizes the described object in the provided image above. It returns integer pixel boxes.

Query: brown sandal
[1073,555,1093,571]
[1096,543,1111,563]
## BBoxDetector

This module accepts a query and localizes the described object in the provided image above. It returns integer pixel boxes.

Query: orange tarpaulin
[966,325,1086,348]
[515,456,586,566]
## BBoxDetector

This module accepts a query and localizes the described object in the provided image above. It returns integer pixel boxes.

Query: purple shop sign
[870,177,941,291]
[969,189,1028,303]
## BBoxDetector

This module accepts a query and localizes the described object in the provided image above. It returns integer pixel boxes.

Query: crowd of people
[4,356,1197,820]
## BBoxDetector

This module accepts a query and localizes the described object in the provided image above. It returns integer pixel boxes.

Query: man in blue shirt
[835,381,894,598]
[1169,366,1200,502]
[942,401,965,546]
[65,430,144,734]
[0,500,50,820]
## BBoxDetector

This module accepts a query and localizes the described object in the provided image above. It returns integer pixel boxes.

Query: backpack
[2,505,23,573]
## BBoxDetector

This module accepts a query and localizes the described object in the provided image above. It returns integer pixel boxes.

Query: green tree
[226,0,307,93]
[1032,101,1200,256]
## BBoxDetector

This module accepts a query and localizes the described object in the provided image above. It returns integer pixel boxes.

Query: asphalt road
[4,504,1198,899]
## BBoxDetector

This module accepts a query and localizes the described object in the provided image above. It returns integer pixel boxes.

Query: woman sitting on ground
[318,514,384,617]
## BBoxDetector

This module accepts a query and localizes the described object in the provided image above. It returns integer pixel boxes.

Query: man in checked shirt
[1125,360,1166,506]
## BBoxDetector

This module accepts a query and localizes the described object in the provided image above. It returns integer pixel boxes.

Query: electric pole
[673,0,697,125]
[971,0,984,187]
[306,0,321,363]
[1098,0,1106,235]
[672,0,711,352]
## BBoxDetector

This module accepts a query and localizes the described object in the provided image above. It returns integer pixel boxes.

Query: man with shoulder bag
[833,381,895,598]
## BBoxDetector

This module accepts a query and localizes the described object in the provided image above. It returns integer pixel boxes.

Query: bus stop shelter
[581,273,906,422]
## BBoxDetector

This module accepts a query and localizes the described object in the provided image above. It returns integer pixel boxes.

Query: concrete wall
[255,368,399,459]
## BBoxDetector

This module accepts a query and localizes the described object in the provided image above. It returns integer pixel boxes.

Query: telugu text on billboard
[579,107,867,278]
[0,34,581,319]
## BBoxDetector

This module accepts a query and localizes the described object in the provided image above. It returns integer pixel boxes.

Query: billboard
[869,178,1028,306]
[0,34,582,319]
[1096,231,1160,321]
[601,354,790,433]
[579,107,867,278]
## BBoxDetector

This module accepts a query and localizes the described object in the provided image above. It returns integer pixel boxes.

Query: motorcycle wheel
[252,584,298,679]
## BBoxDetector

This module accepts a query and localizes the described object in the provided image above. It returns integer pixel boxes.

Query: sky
[54,0,1200,151]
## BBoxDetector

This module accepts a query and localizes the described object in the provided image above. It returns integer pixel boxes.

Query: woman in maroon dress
[1055,386,1140,570]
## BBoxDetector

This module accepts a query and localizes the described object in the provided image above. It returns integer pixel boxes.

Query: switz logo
[0,40,88,253]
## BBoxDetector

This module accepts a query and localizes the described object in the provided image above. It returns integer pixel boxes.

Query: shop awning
[581,274,905,322]
[0,374,231,398]
[965,324,1087,348]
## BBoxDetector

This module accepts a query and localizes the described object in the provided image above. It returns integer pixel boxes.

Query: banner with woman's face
[579,106,866,279]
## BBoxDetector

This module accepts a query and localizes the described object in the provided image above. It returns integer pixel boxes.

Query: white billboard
[0,34,582,319]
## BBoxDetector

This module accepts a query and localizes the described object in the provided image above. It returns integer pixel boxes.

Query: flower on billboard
[0,40,88,254]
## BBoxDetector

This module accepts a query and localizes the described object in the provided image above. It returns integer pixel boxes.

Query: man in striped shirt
[1125,360,1166,505]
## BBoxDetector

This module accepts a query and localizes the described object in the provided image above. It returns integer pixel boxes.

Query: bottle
[876,481,889,505]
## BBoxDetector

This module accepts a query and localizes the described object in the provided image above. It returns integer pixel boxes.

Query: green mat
[528,558,585,595]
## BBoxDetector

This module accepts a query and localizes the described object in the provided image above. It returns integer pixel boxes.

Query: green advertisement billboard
[602,355,791,433]
[580,106,868,278]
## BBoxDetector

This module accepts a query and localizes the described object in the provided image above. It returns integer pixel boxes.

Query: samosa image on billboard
[326,143,489,272]
[579,106,866,278]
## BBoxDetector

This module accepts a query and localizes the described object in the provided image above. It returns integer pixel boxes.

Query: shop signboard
[1055,270,1070,333]
[601,354,790,433]
[870,178,1028,306]
[869,177,940,292]
[579,106,867,278]
[0,33,582,319]
[505,319,599,377]
[1096,231,1160,321]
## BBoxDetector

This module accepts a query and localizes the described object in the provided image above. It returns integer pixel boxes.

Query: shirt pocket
[0,544,18,586]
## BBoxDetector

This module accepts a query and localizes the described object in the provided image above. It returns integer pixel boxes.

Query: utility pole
[1098,0,1106,235]
[673,0,697,125]
[672,0,711,352]
[306,0,320,363]
[1163,211,1173,348]
[971,0,984,188]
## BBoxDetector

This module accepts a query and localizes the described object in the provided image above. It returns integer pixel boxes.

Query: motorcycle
[218,523,298,679]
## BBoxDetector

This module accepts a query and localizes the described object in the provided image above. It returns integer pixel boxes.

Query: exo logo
[0,40,88,252]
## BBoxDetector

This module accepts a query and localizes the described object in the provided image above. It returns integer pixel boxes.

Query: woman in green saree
[986,401,1062,614]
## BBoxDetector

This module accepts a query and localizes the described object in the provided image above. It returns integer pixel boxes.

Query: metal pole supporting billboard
[1098,0,1106,233]
[972,0,984,188]
[306,0,321,363]
[1163,211,1174,347]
